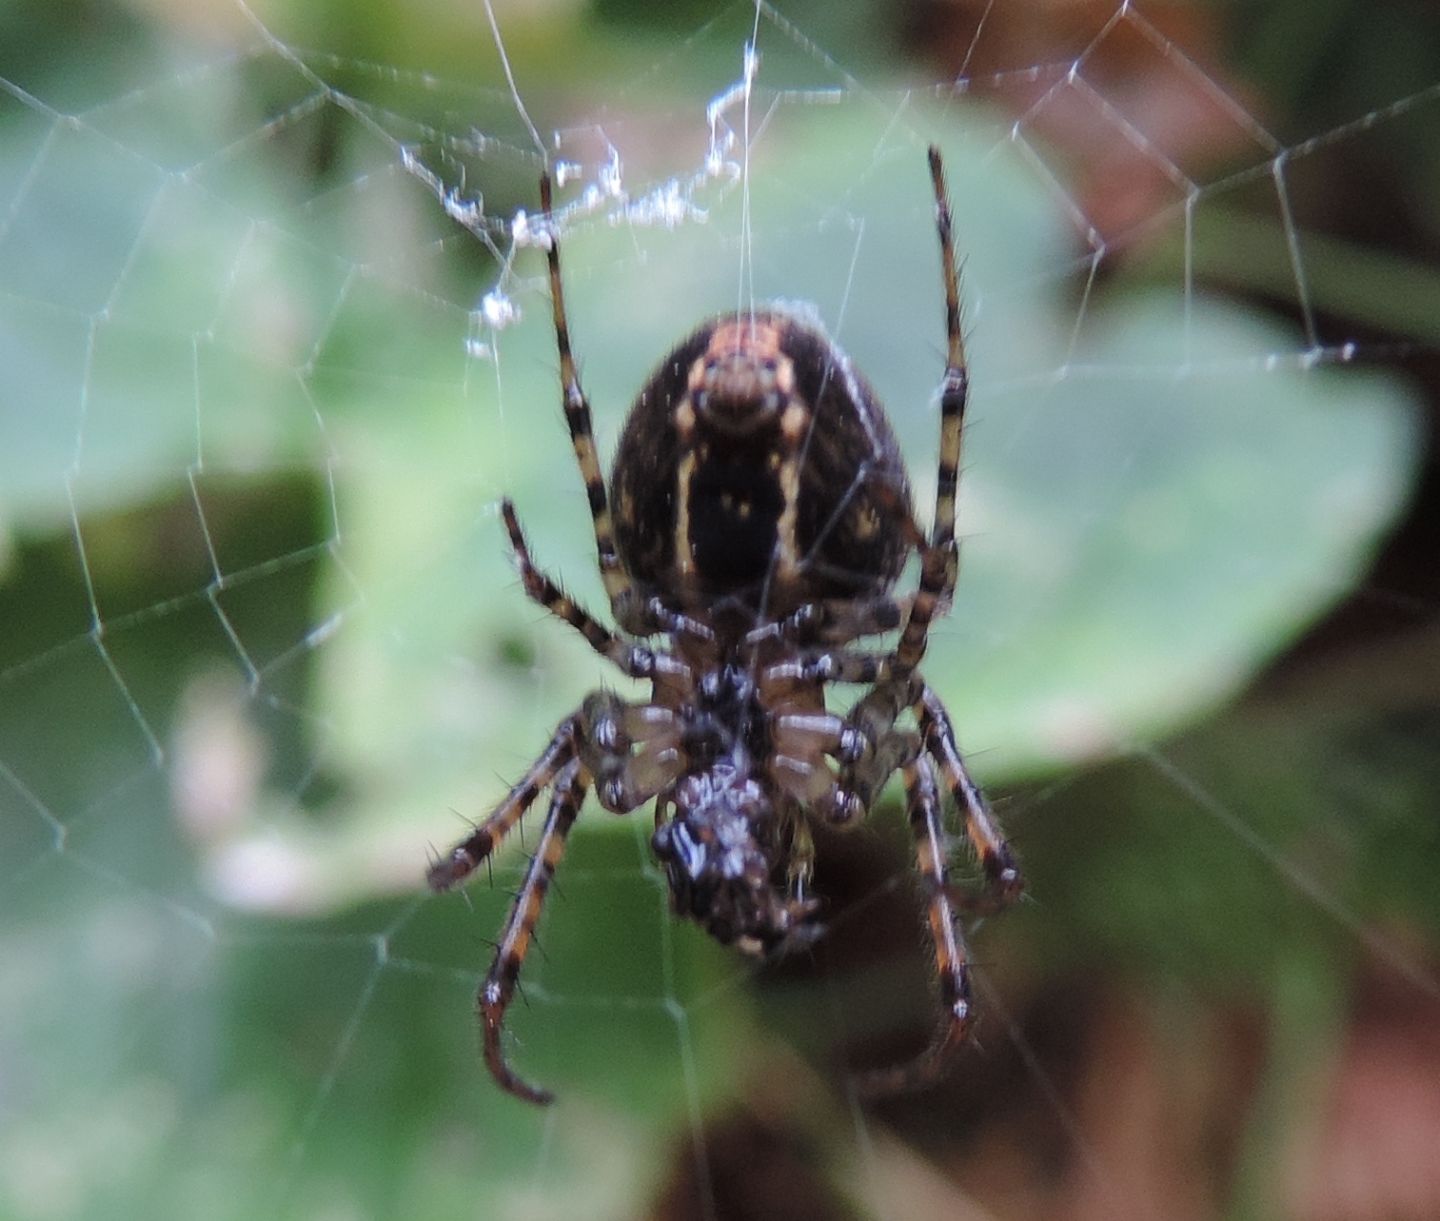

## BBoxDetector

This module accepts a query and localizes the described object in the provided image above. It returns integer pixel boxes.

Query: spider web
[2,1,1438,1217]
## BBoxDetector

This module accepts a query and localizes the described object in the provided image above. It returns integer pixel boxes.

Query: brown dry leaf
[1287,963,1440,1221]
[913,0,1268,243]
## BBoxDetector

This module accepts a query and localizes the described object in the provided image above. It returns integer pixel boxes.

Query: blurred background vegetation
[2,1,1439,1218]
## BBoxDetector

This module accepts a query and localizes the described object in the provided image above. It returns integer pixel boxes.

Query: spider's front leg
[854,754,972,1095]
[431,694,665,1104]
[830,678,1022,911]
[478,760,588,1105]
[427,715,580,891]
[762,683,979,1091]
[426,716,589,1103]
[818,677,1021,1094]
[914,683,1023,914]
[577,690,684,812]
[822,674,924,826]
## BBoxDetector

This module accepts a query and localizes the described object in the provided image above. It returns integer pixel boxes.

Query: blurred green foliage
[1,1,1437,1218]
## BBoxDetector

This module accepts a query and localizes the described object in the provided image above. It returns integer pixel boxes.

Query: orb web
[2,1,1437,1217]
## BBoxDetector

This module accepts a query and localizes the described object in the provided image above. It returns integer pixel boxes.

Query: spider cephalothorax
[428,148,1023,1105]
[649,658,824,957]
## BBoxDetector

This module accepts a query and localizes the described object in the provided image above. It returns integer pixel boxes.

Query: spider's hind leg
[890,146,970,687]
[746,593,911,649]
[537,174,642,628]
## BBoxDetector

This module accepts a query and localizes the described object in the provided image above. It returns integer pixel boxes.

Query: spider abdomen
[612,309,913,618]
[687,433,787,590]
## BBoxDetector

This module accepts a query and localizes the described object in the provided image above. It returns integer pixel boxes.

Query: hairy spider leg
[577,690,685,813]
[819,145,974,826]
[745,593,908,648]
[436,148,1015,1106]
[927,146,968,556]
[538,174,639,628]
[820,682,1021,1093]
[892,145,970,684]
[478,760,587,1105]
[784,145,1015,1094]
[431,694,674,1102]
[762,648,892,688]
[854,756,972,1095]
[916,684,1023,913]
[501,498,658,679]
[426,716,579,891]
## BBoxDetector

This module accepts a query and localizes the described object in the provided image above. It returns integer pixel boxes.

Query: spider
[428,146,1023,1105]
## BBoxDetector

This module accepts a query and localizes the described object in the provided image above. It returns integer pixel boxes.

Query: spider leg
[820,147,972,814]
[501,499,660,679]
[746,594,909,648]
[891,146,969,686]
[427,715,579,891]
[854,754,971,1096]
[925,146,967,565]
[755,659,918,821]
[915,683,1023,913]
[478,759,587,1105]
[538,174,640,629]
[765,648,892,686]
[786,816,816,903]
[578,691,685,812]
[642,598,716,644]
[837,722,921,824]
